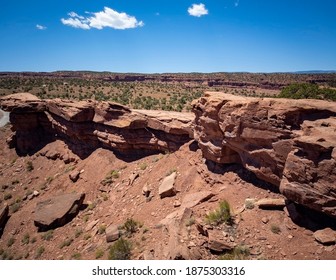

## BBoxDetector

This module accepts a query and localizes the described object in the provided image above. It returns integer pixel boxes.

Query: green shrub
[71,253,81,260]
[36,246,45,258]
[22,233,30,245]
[95,248,105,259]
[101,170,119,186]
[41,230,54,241]
[7,237,15,247]
[26,161,34,172]
[270,224,281,234]
[59,238,73,249]
[11,202,21,213]
[122,218,138,236]
[108,238,132,260]
[75,228,83,238]
[278,83,336,101]
[4,193,12,200]
[139,162,147,170]
[98,225,106,235]
[205,200,233,226]
[219,245,250,260]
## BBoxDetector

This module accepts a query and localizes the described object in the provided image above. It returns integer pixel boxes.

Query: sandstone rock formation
[34,192,85,230]
[2,92,336,220]
[193,92,336,218]
[0,93,194,157]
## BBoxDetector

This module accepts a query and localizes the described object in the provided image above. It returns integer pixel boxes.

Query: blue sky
[0,0,335,73]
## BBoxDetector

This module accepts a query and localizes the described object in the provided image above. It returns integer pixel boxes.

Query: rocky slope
[192,92,336,218]
[0,92,336,260]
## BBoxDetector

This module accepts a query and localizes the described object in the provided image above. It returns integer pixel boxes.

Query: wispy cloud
[36,24,47,30]
[188,3,208,17]
[235,0,240,7]
[61,7,144,30]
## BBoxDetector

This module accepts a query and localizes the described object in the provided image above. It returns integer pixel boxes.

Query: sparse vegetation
[22,233,30,245]
[26,161,34,172]
[95,248,105,259]
[139,162,147,171]
[7,237,15,247]
[108,238,132,260]
[122,218,139,236]
[10,202,21,213]
[219,245,250,260]
[83,234,91,240]
[4,193,12,200]
[205,200,233,226]
[278,83,336,101]
[101,170,120,186]
[166,168,177,176]
[71,253,82,260]
[98,225,107,235]
[185,217,195,227]
[245,199,255,210]
[36,246,45,258]
[41,230,54,241]
[271,224,281,234]
[75,228,83,238]
[60,238,73,249]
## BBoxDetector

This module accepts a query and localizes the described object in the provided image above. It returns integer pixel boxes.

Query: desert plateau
[0,72,336,260]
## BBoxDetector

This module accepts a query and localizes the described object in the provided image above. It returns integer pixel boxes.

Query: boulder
[159,172,177,198]
[181,191,215,208]
[208,231,234,253]
[69,170,80,182]
[129,172,139,186]
[314,228,336,245]
[256,198,286,209]
[34,192,85,230]
[106,224,120,242]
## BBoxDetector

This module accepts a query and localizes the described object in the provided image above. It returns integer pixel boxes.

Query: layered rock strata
[0,93,194,157]
[192,92,336,218]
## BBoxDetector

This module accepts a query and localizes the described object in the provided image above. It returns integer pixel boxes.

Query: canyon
[0,92,335,260]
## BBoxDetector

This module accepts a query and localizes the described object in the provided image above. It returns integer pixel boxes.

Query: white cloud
[61,7,144,30]
[188,3,208,17]
[36,24,47,30]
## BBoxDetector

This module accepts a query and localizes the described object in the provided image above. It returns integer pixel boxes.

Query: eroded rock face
[34,192,85,230]
[193,92,336,218]
[0,93,194,157]
[0,204,9,231]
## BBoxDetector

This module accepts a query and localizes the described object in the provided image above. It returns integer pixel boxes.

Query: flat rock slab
[181,191,215,208]
[159,172,177,198]
[0,204,9,231]
[256,198,286,209]
[34,192,85,230]
[208,231,234,253]
[314,228,336,245]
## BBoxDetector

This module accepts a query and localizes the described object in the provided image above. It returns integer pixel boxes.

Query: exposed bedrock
[192,92,336,218]
[0,93,194,157]
[2,92,336,219]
